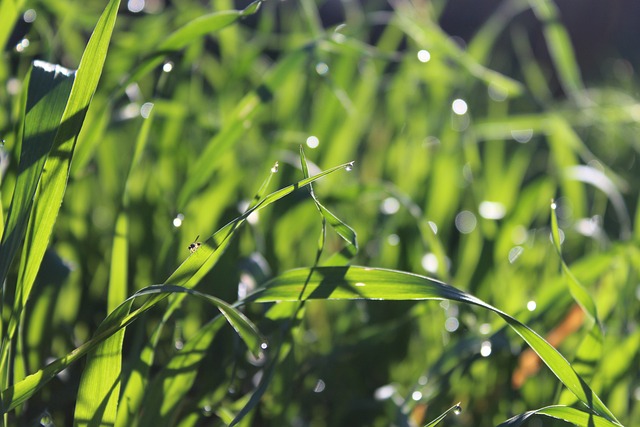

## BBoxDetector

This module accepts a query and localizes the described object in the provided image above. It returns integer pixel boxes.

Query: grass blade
[423,402,462,427]
[499,405,623,427]
[121,0,263,91]
[244,266,621,424]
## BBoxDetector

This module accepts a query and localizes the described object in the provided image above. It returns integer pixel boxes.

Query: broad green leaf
[244,266,620,424]
[423,403,462,427]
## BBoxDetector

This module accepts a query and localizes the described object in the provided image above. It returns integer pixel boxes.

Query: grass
[0,0,639,426]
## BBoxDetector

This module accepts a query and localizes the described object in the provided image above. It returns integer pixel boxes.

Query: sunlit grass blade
[300,146,357,260]
[0,0,26,54]
[2,161,351,413]
[0,62,74,293]
[550,200,601,329]
[498,405,623,427]
[423,402,462,427]
[121,0,263,90]
[244,266,621,424]
[176,47,309,208]
[74,106,155,426]
[14,0,121,326]
[3,283,262,414]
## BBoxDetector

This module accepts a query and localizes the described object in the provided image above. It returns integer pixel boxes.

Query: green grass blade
[2,162,350,413]
[0,62,74,291]
[2,283,261,415]
[0,0,26,54]
[136,317,226,426]
[244,266,621,424]
[121,1,263,92]
[528,0,585,102]
[422,402,462,427]
[75,106,155,427]
[15,0,121,332]
[176,47,309,208]
[550,201,601,328]
[299,146,358,259]
[499,405,623,427]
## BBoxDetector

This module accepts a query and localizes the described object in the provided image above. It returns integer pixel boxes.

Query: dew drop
[172,213,184,228]
[162,61,173,73]
[260,341,269,350]
[550,199,557,210]
[127,0,145,13]
[306,135,319,148]
[508,246,524,264]
[271,162,279,173]
[15,38,29,52]
[452,99,468,115]
[315,62,329,75]
[140,102,154,118]
[23,9,37,23]
[417,49,431,63]
[480,340,492,357]
[201,404,213,416]
[453,403,462,415]
[527,300,537,311]
[345,161,354,172]
[313,379,326,393]
[411,391,423,401]
[39,411,53,427]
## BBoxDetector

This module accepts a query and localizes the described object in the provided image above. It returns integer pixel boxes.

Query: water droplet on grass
[172,213,184,228]
[260,341,269,350]
[345,161,354,172]
[271,162,279,173]
[315,62,329,75]
[23,9,37,23]
[417,49,431,63]
[453,403,462,415]
[452,99,468,115]
[306,135,319,148]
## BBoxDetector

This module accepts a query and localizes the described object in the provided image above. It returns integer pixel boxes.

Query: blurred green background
[0,0,639,425]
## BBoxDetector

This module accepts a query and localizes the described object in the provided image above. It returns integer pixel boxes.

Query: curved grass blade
[300,146,358,260]
[121,0,263,92]
[74,108,155,427]
[117,160,278,426]
[136,316,227,426]
[498,405,623,427]
[244,266,621,425]
[423,402,462,427]
[2,162,351,413]
[13,0,121,338]
[4,283,261,415]
[0,0,26,53]
[550,200,601,329]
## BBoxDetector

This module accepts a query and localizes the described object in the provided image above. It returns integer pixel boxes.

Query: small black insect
[188,235,202,253]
